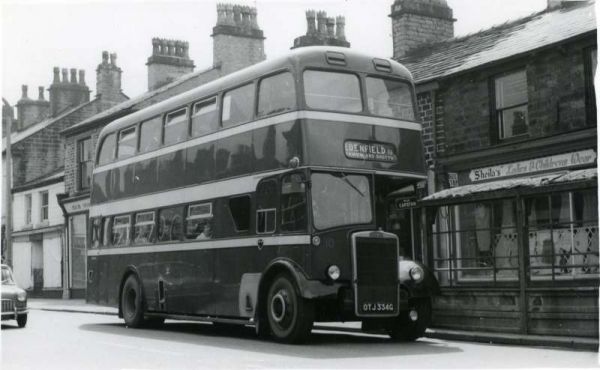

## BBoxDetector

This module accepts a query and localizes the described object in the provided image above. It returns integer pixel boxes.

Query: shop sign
[395,198,417,209]
[344,140,397,162]
[469,149,596,182]
[64,198,90,214]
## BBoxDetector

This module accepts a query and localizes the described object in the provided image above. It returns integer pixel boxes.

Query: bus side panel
[213,243,307,317]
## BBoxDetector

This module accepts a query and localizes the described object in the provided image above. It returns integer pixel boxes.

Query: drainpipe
[56,193,70,299]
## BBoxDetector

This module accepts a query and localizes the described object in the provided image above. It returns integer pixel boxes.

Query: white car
[1,264,28,328]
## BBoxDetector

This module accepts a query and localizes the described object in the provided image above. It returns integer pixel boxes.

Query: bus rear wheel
[387,298,431,341]
[121,275,146,328]
[266,273,314,343]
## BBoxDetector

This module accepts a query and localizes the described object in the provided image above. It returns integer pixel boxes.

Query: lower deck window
[112,215,131,246]
[158,207,184,242]
[134,211,156,244]
[229,196,251,232]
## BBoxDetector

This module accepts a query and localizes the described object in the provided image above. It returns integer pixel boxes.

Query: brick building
[58,3,265,298]
[390,0,597,338]
[2,52,128,296]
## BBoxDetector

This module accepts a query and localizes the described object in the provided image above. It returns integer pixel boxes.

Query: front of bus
[296,47,439,339]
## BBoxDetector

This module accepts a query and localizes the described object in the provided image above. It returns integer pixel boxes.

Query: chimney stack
[16,84,50,131]
[212,3,266,76]
[48,65,90,117]
[390,0,455,59]
[146,39,195,91]
[292,10,351,49]
[97,50,123,102]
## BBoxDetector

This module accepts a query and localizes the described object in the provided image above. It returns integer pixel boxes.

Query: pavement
[27,298,599,351]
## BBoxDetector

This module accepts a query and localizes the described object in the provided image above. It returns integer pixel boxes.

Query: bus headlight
[17,291,27,302]
[327,265,340,280]
[409,265,424,283]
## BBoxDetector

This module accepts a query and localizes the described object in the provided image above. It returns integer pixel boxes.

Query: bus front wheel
[387,298,431,341]
[266,273,314,343]
[121,275,146,328]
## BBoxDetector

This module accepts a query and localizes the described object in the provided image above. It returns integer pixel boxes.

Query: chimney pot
[317,11,328,35]
[335,16,346,40]
[79,70,86,85]
[306,10,317,35]
[21,85,28,99]
[53,67,60,83]
[38,86,45,100]
[61,68,68,83]
[102,51,109,64]
[110,53,117,66]
[326,17,335,37]
[70,68,77,84]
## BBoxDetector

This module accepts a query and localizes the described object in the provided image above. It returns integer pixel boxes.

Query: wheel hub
[270,292,287,323]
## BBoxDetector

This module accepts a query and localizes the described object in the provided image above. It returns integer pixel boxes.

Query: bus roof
[97,46,413,140]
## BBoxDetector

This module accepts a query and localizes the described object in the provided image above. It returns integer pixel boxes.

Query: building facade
[2,52,128,297]
[59,3,266,298]
[391,0,598,338]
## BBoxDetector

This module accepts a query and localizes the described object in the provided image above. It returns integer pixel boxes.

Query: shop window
[257,72,296,117]
[39,191,49,222]
[494,70,528,140]
[133,211,156,244]
[229,196,251,232]
[281,174,307,232]
[78,137,93,190]
[164,108,188,146]
[112,215,131,246]
[431,200,518,286]
[158,206,184,242]
[117,126,137,159]
[185,203,213,240]
[191,97,218,137]
[139,116,162,153]
[222,83,255,128]
[526,190,598,280]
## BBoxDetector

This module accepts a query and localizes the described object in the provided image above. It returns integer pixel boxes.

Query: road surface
[1,310,598,369]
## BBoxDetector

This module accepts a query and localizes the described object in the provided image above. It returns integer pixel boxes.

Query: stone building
[390,0,597,339]
[292,10,350,49]
[59,3,266,298]
[2,52,128,296]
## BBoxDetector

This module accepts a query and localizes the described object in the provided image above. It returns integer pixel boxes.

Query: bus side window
[281,173,307,232]
[256,179,278,234]
[164,108,189,146]
[185,203,213,240]
[97,133,116,165]
[134,211,156,244]
[229,196,251,232]
[191,97,218,137]
[139,116,162,153]
[222,83,254,128]
[112,215,131,246]
[117,126,137,159]
[102,217,112,247]
[257,72,296,117]
[158,206,184,242]
[91,218,102,248]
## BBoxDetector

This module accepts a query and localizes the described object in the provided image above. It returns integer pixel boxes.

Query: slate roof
[399,1,596,84]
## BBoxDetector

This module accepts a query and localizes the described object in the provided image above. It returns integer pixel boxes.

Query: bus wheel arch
[255,260,314,342]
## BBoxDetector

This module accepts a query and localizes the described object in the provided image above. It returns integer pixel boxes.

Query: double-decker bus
[87,46,439,343]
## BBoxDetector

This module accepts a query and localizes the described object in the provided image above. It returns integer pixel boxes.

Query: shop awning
[423,168,597,202]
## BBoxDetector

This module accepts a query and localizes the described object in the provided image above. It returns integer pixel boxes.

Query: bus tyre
[17,314,27,328]
[266,273,314,343]
[388,298,431,341]
[121,275,146,328]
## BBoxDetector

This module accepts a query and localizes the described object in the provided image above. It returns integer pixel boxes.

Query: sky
[1,0,550,106]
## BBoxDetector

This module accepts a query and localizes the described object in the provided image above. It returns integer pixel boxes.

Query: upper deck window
[303,70,362,113]
[258,72,296,117]
[164,108,188,146]
[191,97,218,137]
[97,133,116,165]
[366,77,415,121]
[117,126,137,159]
[139,116,162,153]
[222,83,255,128]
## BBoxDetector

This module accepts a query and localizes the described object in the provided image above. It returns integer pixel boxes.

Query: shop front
[423,149,598,338]
[59,195,90,299]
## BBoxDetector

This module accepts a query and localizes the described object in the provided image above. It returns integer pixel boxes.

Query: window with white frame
[78,137,93,190]
[111,215,131,246]
[495,70,528,140]
[40,191,49,222]
[25,194,32,225]
[133,211,155,244]
[185,203,213,240]
[164,108,188,146]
